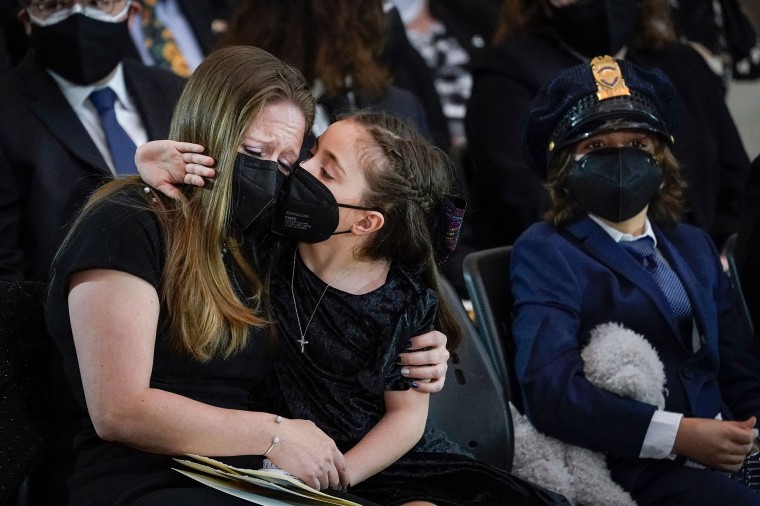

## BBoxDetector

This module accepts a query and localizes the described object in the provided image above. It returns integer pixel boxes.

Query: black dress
[259,243,566,506]
[45,188,275,505]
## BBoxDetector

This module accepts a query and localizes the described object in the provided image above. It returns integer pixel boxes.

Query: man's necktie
[141,0,190,77]
[619,236,693,337]
[89,87,138,175]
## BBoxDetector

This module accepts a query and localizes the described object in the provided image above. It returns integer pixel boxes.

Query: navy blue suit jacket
[511,216,760,464]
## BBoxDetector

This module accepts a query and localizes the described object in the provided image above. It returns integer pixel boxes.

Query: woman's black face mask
[548,0,639,57]
[271,165,381,243]
[566,147,663,223]
[230,152,285,237]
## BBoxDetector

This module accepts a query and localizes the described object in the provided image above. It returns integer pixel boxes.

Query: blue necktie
[89,87,138,175]
[619,237,693,336]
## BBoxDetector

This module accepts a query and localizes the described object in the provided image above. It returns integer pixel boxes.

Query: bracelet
[263,415,284,457]
[263,436,280,457]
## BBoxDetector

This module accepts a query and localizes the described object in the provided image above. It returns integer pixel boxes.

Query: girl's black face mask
[548,0,638,57]
[230,153,285,237]
[271,165,381,244]
[566,147,663,223]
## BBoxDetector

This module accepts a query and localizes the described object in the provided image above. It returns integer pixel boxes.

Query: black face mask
[548,0,639,57]
[29,14,130,85]
[230,153,286,237]
[271,165,381,243]
[566,147,663,223]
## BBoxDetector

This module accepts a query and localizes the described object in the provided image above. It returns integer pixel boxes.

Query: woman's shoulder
[49,182,165,290]
[472,31,570,80]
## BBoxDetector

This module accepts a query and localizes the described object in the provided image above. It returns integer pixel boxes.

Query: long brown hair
[218,0,391,100]
[493,0,677,51]
[544,137,686,227]
[62,46,315,361]
[346,111,462,350]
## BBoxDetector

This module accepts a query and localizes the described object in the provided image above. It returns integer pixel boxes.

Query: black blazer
[0,54,186,281]
[464,31,751,250]
[736,155,760,339]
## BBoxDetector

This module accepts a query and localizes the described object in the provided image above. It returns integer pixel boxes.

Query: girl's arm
[69,268,348,490]
[343,388,429,486]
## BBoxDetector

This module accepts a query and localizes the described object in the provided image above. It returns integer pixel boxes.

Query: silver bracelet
[263,436,280,457]
[263,415,283,457]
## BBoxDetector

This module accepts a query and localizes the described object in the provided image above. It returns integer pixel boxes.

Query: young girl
[139,111,566,505]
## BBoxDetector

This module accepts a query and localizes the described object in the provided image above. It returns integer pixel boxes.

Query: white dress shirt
[49,64,148,176]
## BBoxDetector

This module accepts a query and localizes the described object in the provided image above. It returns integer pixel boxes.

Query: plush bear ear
[581,322,667,409]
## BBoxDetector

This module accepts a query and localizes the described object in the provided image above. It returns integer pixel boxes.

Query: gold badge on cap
[590,55,630,101]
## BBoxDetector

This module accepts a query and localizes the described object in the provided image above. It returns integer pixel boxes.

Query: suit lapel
[565,217,689,351]
[18,54,110,175]
[123,59,175,141]
[653,223,712,350]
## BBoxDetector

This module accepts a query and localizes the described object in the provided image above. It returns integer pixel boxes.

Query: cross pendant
[298,336,309,353]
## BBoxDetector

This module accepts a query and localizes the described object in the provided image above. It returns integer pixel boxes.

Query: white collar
[49,63,133,111]
[589,213,658,248]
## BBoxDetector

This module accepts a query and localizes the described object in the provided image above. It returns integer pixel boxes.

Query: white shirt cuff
[639,410,683,459]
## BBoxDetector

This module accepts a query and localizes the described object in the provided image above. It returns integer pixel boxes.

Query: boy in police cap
[511,55,760,504]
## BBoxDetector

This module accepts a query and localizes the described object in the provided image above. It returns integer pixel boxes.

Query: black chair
[0,280,51,506]
[462,246,523,412]
[723,233,755,340]
[428,277,514,471]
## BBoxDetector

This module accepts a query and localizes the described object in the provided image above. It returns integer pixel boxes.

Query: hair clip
[433,196,466,264]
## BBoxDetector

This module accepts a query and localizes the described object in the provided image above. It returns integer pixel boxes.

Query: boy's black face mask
[566,147,663,223]
[271,165,381,244]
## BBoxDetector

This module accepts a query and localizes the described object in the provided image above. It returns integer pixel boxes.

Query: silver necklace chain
[290,248,354,353]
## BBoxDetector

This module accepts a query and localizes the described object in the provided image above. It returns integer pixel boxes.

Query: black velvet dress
[259,243,566,506]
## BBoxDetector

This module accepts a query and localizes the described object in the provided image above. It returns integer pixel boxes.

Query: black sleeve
[51,188,164,295]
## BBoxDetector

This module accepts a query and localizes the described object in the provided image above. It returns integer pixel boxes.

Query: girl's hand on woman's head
[135,140,216,200]
[398,330,450,394]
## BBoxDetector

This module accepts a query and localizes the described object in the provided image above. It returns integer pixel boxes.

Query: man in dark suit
[0,0,186,281]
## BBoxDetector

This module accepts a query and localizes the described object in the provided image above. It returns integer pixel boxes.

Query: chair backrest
[723,233,755,340]
[462,246,523,412]
[428,277,514,471]
[0,279,51,506]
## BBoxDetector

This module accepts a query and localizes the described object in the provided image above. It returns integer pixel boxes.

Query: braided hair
[347,111,462,350]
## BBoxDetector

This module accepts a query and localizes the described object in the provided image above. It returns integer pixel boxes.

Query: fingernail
[411,382,419,389]
[400,367,410,376]
[405,341,413,349]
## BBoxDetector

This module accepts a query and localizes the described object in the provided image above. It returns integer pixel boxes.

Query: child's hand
[135,140,216,200]
[673,416,756,472]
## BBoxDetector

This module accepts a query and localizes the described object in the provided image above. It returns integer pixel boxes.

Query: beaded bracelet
[263,415,283,457]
